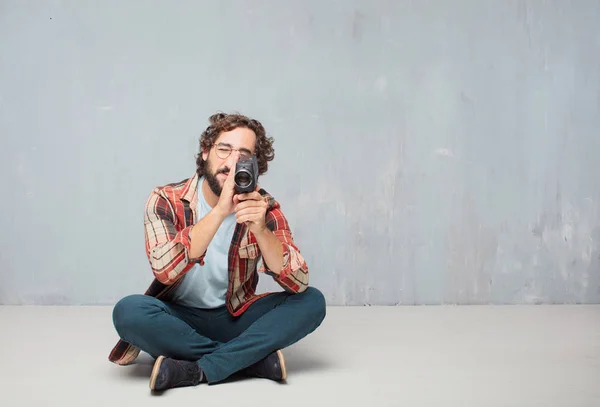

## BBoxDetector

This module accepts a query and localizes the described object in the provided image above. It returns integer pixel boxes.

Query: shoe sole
[277,350,287,381]
[149,355,165,390]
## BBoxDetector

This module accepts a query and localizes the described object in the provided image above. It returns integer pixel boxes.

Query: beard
[204,157,229,197]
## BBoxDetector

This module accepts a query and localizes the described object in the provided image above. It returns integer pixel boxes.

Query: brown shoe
[244,350,287,381]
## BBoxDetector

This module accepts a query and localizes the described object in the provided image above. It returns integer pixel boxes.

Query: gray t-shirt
[170,176,236,308]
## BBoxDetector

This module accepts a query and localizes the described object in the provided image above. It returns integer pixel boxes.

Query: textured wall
[1,0,599,305]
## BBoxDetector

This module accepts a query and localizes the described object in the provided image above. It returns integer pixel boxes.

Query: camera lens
[234,170,251,187]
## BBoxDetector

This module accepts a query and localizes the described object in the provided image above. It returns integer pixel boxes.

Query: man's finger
[236,193,254,201]
[236,214,254,224]
[228,151,240,167]
[235,207,264,219]
[237,191,262,201]
[234,199,263,212]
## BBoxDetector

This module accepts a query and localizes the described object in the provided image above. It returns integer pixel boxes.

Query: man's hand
[235,186,284,274]
[234,187,268,234]
[214,151,241,216]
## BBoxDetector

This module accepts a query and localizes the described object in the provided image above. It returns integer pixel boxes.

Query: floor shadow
[112,352,155,381]
[122,361,154,379]
[283,347,334,374]
[207,372,252,386]
[133,352,156,365]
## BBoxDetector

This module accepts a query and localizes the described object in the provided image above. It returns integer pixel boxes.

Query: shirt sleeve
[144,190,205,285]
[259,207,309,293]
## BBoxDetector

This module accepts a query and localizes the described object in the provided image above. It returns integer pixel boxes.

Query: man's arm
[253,227,284,274]
[144,190,197,285]
[147,152,241,284]
[188,207,228,259]
[258,207,309,293]
[144,191,226,285]
[234,191,309,293]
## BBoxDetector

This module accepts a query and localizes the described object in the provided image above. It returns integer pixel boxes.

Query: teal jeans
[112,287,326,383]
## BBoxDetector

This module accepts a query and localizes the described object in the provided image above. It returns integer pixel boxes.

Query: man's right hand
[189,151,241,259]
[215,151,240,216]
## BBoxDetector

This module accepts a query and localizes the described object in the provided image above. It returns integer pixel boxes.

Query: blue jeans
[112,287,326,383]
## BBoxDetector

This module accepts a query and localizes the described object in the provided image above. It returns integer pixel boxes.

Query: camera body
[234,155,259,193]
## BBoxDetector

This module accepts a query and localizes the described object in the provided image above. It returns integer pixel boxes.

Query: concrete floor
[1,305,599,407]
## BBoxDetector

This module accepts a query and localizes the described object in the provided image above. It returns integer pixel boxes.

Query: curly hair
[196,112,275,176]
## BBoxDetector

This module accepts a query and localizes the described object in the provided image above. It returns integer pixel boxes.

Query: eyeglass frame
[212,143,254,160]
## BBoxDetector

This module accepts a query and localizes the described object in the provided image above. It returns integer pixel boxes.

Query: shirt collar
[180,172,200,204]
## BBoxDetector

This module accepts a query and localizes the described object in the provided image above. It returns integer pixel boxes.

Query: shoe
[149,356,204,391]
[244,350,287,381]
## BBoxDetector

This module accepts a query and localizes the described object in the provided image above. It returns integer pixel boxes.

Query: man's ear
[201,147,209,162]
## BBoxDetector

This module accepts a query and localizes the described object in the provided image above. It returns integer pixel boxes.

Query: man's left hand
[233,187,268,234]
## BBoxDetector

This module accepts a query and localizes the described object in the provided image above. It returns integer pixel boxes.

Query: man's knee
[300,287,327,324]
[112,294,154,338]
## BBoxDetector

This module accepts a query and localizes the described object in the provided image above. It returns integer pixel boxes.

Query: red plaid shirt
[108,171,309,365]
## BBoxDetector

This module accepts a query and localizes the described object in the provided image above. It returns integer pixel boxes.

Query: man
[110,112,326,391]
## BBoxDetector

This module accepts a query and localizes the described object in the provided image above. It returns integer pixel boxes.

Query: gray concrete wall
[1,0,599,305]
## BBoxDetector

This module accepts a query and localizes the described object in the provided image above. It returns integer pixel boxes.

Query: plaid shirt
[108,171,309,365]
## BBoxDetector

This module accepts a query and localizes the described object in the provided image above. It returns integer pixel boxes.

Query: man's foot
[244,350,287,381]
[149,356,205,391]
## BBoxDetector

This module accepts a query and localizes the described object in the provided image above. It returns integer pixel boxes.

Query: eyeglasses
[213,143,253,160]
